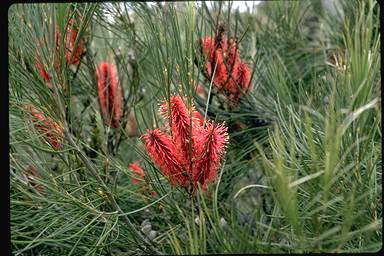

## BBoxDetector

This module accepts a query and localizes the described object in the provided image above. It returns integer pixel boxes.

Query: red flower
[35,61,52,88]
[200,34,251,103]
[129,163,145,185]
[142,96,229,193]
[236,62,252,92]
[96,62,123,128]
[56,22,85,65]
[192,122,229,190]
[26,105,64,150]
[141,128,188,187]
[160,96,202,168]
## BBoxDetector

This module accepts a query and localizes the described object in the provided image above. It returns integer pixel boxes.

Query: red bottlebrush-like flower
[141,128,188,187]
[142,95,229,193]
[55,23,85,65]
[201,37,238,93]
[26,105,64,150]
[193,110,205,126]
[200,33,251,103]
[35,61,52,88]
[225,62,252,103]
[160,96,201,168]
[96,62,123,128]
[192,122,229,190]
[236,62,252,92]
[129,163,145,185]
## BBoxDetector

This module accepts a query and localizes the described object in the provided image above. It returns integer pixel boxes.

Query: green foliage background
[9,1,381,255]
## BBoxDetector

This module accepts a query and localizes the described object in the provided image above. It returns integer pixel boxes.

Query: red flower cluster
[201,35,252,103]
[96,62,123,128]
[142,95,229,192]
[26,104,64,150]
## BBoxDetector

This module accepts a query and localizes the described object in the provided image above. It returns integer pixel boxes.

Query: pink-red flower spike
[96,62,123,128]
[200,34,252,103]
[192,121,229,191]
[142,95,229,194]
[141,128,189,188]
[26,105,64,150]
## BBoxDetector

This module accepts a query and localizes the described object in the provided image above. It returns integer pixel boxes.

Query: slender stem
[63,128,163,255]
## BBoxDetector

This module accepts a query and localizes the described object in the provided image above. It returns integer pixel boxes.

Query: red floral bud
[236,62,252,92]
[200,34,251,104]
[96,62,123,128]
[26,105,64,150]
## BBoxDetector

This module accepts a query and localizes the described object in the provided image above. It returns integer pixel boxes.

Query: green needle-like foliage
[9,1,381,254]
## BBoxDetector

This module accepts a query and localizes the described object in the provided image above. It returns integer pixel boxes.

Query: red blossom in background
[160,96,201,168]
[129,163,145,185]
[142,96,229,193]
[55,22,85,65]
[35,61,52,88]
[26,105,64,150]
[96,62,123,128]
[200,33,252,103]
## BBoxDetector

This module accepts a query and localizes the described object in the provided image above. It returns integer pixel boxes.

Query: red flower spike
[129,163,145,185]
[192,122,229,191]
[200,33,252,104]
[35,61,52,88]
[56,22,85,65]
[142,95,229,193]
[236,62,252,92]
[193,111,205,126]
[141,128,188,187]
[27,105,64,150]
[96,62,123,128]
[160,96,202,168]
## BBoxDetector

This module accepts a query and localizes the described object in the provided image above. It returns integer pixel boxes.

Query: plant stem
[63,128,163,255]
